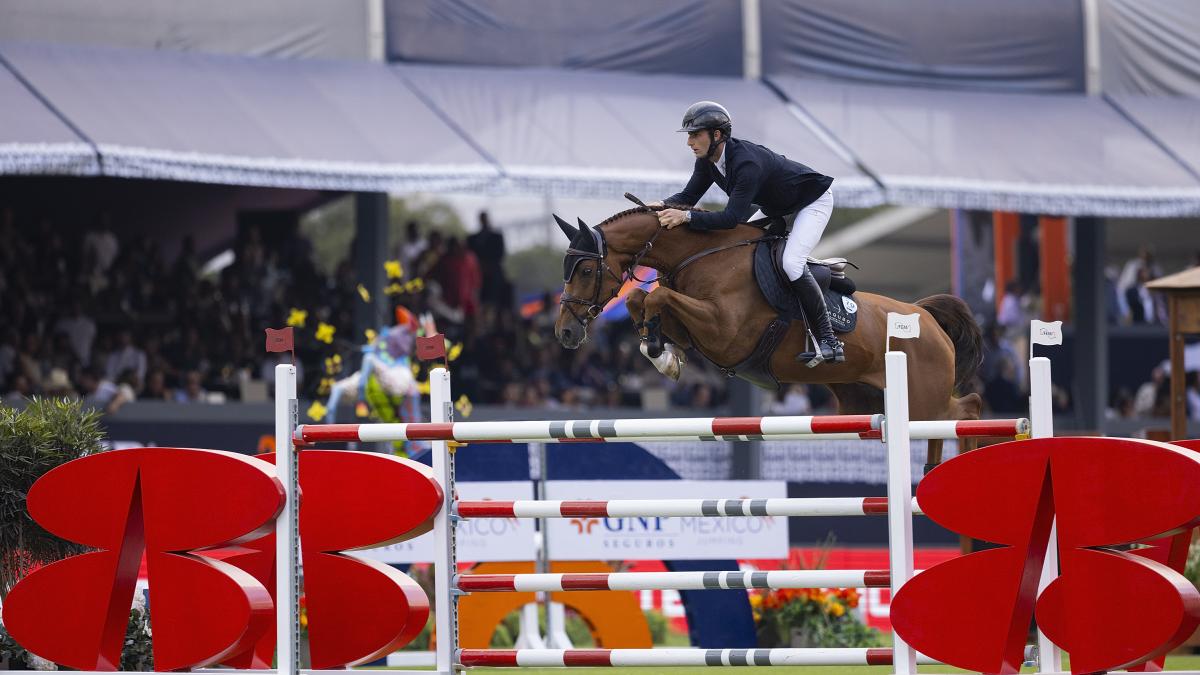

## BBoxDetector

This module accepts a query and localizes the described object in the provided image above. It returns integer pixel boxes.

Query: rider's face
[687,130,710,158]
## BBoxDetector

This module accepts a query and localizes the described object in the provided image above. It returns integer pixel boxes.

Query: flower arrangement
[751,582,881,648]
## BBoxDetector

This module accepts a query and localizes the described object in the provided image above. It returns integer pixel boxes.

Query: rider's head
[679,101,732,162]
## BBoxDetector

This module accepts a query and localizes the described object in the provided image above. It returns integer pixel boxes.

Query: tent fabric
[1108,95,1200,179]
[0,56,98,176]
[760,0,1085,93]
[385,0,744,77]
[770,76,1200,217]
[0,0,369,61]
[1099,0,1200,98]
[0,42,498,192]
[397,64,881,205]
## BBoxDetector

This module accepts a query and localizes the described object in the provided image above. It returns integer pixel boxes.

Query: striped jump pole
[294,415,1029,444]
[457,496,924,519]
[455,569,891,593]
[457,647,944,668]
[295,414,879,443]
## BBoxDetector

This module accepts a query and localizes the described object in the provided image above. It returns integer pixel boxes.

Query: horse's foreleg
[626,288,649,335]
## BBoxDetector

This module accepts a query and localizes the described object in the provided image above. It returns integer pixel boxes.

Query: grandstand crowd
[0,205,1195,421]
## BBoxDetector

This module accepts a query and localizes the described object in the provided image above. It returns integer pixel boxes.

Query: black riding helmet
[678,101,732,161]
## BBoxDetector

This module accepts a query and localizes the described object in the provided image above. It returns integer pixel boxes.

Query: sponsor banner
[352,481,537,564]
[544,480,789,561]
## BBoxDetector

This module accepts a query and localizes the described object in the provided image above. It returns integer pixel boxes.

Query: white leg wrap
[641,341,686,381]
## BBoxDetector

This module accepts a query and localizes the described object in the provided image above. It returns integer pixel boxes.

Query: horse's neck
[647,224,761,274]
[607,215,760,275]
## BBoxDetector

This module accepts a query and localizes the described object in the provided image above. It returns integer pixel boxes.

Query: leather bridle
[560,223,663,328]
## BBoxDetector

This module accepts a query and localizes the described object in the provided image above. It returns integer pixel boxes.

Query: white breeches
[780,188,834,281]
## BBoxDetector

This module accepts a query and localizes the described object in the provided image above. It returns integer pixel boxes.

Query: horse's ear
[554,214,577,240]
[577,218,590,233]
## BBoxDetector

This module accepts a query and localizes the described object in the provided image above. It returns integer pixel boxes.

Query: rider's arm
[664,159,713,207]
[686,163,761,231]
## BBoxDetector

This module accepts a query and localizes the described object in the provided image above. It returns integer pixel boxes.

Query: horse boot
[790,268,845,366]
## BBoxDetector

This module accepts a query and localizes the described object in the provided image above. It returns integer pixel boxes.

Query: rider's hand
[658,209,688,229]
[647,201,664,208]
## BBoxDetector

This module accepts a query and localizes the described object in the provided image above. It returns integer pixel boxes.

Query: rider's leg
[780,189,843,364]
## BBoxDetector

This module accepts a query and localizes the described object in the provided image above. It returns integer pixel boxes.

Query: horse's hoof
[643,341,684,380]
[641,337,664,359]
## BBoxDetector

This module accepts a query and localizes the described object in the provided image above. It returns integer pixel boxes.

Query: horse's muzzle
[556,323,585,349]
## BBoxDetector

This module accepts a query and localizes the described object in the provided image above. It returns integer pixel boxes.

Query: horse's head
[554,215,626,349]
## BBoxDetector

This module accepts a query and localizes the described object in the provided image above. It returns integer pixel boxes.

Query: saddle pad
[753,240,858,334]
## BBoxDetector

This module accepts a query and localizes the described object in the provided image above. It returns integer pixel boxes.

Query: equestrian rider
[654,101,843,364]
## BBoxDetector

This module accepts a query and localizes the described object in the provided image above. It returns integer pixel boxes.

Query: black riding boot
[790,269,845,365]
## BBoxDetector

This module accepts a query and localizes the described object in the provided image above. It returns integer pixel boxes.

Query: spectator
[105,329,147,389]
[43,368,77,400]
[54,300,97,366]
[435,237,482,321]
[770,384,813,415]
[1134,366,1167,417]
[80,367,120,409]
[4,374,33,401]
[467,211,511,310]
[175,370,209,403]
[82,212,120,275]
[143,369,173,401]
[996,280,1024,332]
[399,220,427,278]
[1125,267,1162,324]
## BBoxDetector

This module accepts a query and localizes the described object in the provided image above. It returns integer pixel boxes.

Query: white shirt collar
[713,144,727,176]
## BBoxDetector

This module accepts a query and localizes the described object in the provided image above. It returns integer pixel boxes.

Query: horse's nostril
[562,327,573,341]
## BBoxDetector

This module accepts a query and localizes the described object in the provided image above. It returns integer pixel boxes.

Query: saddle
[721,236,860,391]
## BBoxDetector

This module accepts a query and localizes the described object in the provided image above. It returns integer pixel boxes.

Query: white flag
[1030,320,1063,346]
[887,312,921,340]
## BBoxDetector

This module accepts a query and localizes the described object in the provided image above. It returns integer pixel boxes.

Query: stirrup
[796,339,844,368]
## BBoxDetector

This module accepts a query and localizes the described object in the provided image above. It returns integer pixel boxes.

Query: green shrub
[0,397,105,595]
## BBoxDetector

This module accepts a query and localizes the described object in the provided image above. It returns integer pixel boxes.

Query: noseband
[560,224,662,328]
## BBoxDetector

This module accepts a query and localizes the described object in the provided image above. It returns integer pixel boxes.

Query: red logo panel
[1,449,283,671]
[892,437,1200,674]
[223,450,443,669]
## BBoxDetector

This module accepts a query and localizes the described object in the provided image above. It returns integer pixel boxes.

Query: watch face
[842,296,858,313]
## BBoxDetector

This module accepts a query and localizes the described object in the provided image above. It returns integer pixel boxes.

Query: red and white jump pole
[455,569,893,593]
[456,496,922,519]
[458,647,944,668]
[293,415,1029,445]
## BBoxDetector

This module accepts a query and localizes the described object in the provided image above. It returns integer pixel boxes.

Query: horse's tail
[916,294,983,394]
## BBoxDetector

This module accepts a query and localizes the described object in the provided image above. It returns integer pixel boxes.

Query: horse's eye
[582,266,593,274]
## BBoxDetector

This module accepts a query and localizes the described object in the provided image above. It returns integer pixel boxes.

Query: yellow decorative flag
[417,379,431,395]
[384,282,404,296]
[324,354,343,375]
[357,284,371,303]
[315,322,336,344]
[405,278,425,293]
[306,401,328,421]
[287,308,308,328]
[364,329,378,343]
[455,394,473,418]
[384,260,404,279]
[317,377,335,397]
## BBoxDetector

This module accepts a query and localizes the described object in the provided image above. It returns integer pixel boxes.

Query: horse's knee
[954,393,983,420]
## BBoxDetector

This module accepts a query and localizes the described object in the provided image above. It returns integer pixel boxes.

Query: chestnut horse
[553,205,984,467]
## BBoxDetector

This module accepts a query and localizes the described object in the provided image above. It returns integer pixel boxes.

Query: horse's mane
[595,204,705,229]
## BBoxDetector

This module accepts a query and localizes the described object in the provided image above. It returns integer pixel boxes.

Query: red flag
[415,334,447,362]
[265,327,294,353]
